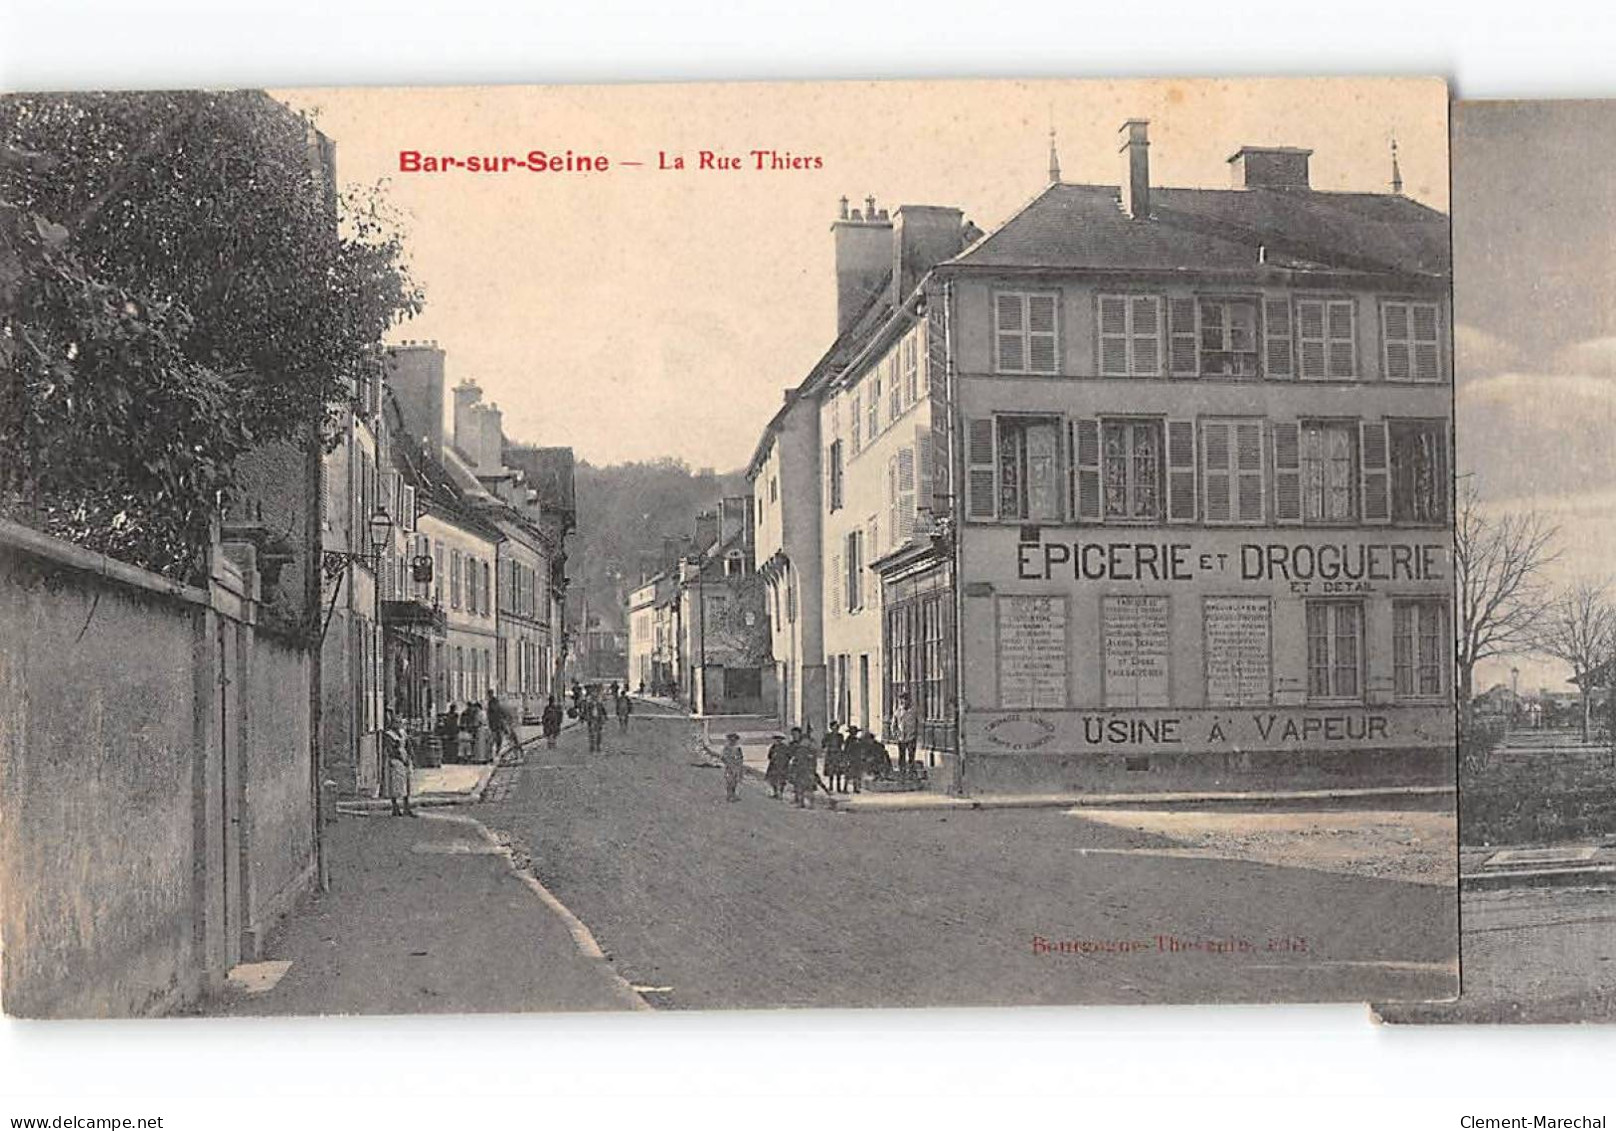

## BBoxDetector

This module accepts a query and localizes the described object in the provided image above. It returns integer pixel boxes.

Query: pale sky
[1454,101,1616,693]
[277,78,1446,472]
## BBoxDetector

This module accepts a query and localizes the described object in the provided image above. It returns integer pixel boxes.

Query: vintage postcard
[0,77,1457,1017]
[1378,100,1616,1025]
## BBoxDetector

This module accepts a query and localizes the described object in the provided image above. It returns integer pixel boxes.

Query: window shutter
[401,485,416,532]
[996,293,1024,372]
[1099,295,1129,375]
[1412,303,1441,382]
[1296,300,1327,380]
[1169,297,1198,376]
[1166,419,1196,524]
[914,423,934,526]
[897,446,917,542]
[1264,297,1293,379]
[1131,296,1161,375]
[1360,420,1392,524]
[1383,302,1411,381]
[1327,300,1356,378]
[1073,419,1102,522]
[1272,421,1303,525]
[829,551,841,619]
[965,417,997,520]
[886,454,899,545]
[1235,421,1265,523]
[1028,294,1058,374]
[1202,421,1233,523]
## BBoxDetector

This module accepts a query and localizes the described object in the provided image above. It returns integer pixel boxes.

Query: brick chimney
[477,401,504,474]
[452,379,482,460]
[1120,119,1151,220]
[1228,146,1313,190]
[832,195,893,336]
[891,205,965,306]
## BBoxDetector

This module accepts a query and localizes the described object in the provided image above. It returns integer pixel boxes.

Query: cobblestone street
[479,704,1457,1010]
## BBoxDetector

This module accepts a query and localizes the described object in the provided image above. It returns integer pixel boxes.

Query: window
[997,417,1064,522]
[887,356,901,420]
[450,548,462,609]
[844,530,863,611]
[1102,419,1164,521]
[1300,422,1357,523]
[996,291,1059,374]
[1383,300,1442,382]
[769,476,778,503]
[1201,419,1265,524]
[827,439,845,511]
[1197,298,1260,378]
[850,393,862,455]
[1099,294,1161,377]
[1390,420,1448,524]
[868,375,881,437]
[902,334,920,404]
[1296,298,1356,379]
[1306,601,1363,701]
[1394,600,1447,699]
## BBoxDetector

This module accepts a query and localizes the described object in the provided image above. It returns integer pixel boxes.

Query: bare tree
[1455,477,1561,717]
[1533,578,1616,742]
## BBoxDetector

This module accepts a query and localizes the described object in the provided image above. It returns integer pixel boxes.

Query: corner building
[942,123,1453,792]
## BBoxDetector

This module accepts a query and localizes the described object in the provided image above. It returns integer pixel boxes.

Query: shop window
[996,290,1059,374]
[1390,420,1448,524]
[1394,600,1448,699]
[1306,601,1363,701]
[1098,294,1161,377]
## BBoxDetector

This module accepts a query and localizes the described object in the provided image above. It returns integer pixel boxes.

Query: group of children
[716,720,905,807]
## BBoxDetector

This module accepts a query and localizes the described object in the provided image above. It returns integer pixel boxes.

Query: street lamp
[321,505,394,577]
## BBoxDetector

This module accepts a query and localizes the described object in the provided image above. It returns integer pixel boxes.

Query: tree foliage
[1532,578,1616,743]
[1,91,422,578]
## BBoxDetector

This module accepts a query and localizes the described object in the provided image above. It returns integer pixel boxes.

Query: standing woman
[383,712,417,817]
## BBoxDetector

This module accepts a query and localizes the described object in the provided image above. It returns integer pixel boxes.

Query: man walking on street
[585,688,607,753]
[486,690,519,760]
[788,726,817,808]
[541,695,563,749]
[892,692,919,779]
[615,689,633,733]
[720,731,744,802]
[765,733,790,799]
[822,721,845,793]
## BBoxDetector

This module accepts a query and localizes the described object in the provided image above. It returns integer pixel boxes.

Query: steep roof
[505,445,576,515]
[949,182,1448,280]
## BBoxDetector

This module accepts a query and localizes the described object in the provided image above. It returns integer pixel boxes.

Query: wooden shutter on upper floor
[1272,421,1303,525]
[995,292,1024,372]
[897,446,917,542]
[1169,297,1198,376]
[1130,295,1161,375]
[1360,420,1392,524]
[1099,295,1129,376]
[1264,297,1293,378]
[1166,419,1197,524]
[1202,421,1233,523]
[1027,294,1058,374]
[1296,300,1327,380]
[965,417,997,520]
[1072,418,1102,522]
[1234,420,1265,523]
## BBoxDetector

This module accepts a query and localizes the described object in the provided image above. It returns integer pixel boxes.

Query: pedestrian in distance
[615,690,633,733]
[787,726,817,808]
[585,688,608,753]
[486,689,519,760]
[382,711,417,817]
[764,733,790,799]
[843,725,863,793]
[822,722,845,793]
[892,692,920,779]
[437,703,461,762]
[720,731,745,802]
[541,695,564,749]
[461,699,487,764]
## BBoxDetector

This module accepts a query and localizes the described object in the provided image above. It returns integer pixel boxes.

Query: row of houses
[741,122,1455,793]
[320,339,576,795]
[626,496,773,715]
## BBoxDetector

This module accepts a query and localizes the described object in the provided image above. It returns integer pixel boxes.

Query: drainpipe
[944,278,968,798]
